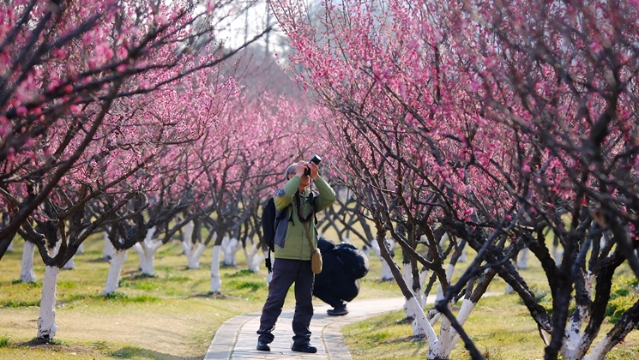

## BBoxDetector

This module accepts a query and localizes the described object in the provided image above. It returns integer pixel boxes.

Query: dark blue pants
[257,258,315,345]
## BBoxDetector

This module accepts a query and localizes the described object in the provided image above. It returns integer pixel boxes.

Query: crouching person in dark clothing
[256,160,335,353]
[314,238,368,316]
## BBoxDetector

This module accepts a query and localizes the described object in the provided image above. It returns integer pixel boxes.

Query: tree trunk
[405,296,437,344]
[183,241,206,269]
[371,239,395,281]
[222,236,241,266]
[457,241,467,262]
[244,240,264,272]
[37,266,60,340]
[133,227,161,275]
[517,247,530,269]
[182,221,194,245]
[559,302,593,360]
[21,241,37,283]
[182,220,203,269]
[63,256,75,270]
[435,262,455,302]
[584,339,611,360]
[211,245,222,292]
[434,298,477,356]
[103,230,114,260]
[403,262,429,336]
[6,238,13,252]
[552,242,563,266]
[103,249,128,295]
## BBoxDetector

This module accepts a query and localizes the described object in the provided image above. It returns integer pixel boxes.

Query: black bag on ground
[334,243,369,279]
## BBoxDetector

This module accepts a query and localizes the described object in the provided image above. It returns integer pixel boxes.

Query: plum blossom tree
[0,0,272,341]
[0,0,268,259]
[272,0,639,358]
[443,1,639,358]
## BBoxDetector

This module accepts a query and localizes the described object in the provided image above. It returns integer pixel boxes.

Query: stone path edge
[205,313,256,360]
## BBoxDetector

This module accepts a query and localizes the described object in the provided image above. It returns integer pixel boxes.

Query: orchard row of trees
[0,0,341,342]
[270,0,639,359]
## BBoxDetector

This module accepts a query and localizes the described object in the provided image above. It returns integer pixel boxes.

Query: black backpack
[334,243,370,279]
[262,198,278,253]
[261,197,290,272]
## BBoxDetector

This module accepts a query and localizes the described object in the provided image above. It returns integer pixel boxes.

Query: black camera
[304,155,322,176]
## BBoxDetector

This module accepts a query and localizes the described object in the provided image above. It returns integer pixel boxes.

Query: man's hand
[295,161,307,177]
[308,161,319,180]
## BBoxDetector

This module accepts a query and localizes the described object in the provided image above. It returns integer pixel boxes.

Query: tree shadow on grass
[110,346,203,359]
[18,339,203,359]
[18,338,99,356]
[187,292,241,300]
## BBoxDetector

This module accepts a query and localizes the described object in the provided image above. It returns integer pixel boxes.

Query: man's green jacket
[273,175,335,261]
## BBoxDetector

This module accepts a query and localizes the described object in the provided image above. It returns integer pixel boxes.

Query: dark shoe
[256,341,270,351]
[291,343,317,353]
[327,304,348,316]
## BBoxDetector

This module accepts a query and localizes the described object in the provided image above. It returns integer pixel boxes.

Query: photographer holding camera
[256,156,335,354]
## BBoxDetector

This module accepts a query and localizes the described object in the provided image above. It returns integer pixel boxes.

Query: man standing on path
[257,159,336,354]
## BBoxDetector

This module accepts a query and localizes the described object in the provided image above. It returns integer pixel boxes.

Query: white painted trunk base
[182,221,194,244]
[6,238,13,252]
[37,266,60,339]
[403,263,429,336]
[221,236,242,266]
[103,250,128,295]
[63,256,75,270]
[444,299,476,352]
[517,248,530,269]
[211,245,222,292]
[457,241,467,262]
[552,243,563,266]
[406,296,437,344]
[559,304,592,360]
[21,241,36,283]
[243,240,264,272]
[183,241,206,269]
[103,230,115,260]
[435,263,455,303]
[362,246,371,259]
[133,227,162,275]
[583,338,609,360]
[371,239,395,281]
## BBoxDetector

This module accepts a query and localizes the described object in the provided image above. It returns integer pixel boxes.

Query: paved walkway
[205,297,405,360]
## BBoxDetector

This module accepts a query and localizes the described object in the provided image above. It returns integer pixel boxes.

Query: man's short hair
[285,164,296,179]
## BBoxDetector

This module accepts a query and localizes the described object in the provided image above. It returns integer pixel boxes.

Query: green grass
[343,240,639,360]
[0,230,400,360]
[344,291,639,360]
